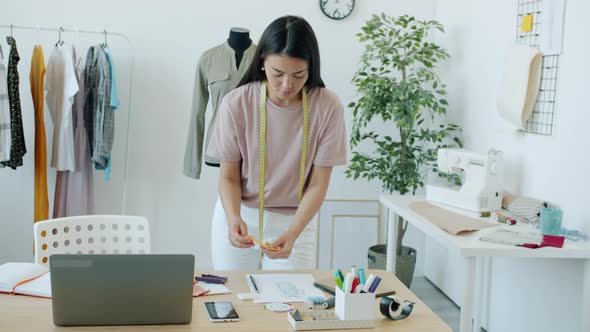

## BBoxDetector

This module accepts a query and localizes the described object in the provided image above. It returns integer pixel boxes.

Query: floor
[410,276,461,331]
[411,276,492,332]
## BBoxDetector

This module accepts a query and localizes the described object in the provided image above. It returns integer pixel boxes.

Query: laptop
[50,254,194,326]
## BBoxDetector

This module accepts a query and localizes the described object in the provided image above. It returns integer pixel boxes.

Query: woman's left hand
[262,231,298,259]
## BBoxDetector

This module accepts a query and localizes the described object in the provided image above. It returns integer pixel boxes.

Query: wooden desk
[0,269,450,331]
[381,194,590,332]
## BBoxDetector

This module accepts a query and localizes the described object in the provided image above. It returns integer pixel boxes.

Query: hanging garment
[1,36,26,169]
[52,170,68,218]
[92,46,113,171]
[0,44,11,165]
[46,44,79,171]
[83,46,111,169]
[83,46,98,153]
[30,45,49,221]
[183,41,257,179]
[94,48,119,180]
[53,48,95,218]
[68,55,95,215]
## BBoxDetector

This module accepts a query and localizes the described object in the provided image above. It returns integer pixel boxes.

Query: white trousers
[211,198,317,270]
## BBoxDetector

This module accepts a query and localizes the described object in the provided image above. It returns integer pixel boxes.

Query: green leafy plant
[346,14,463,196]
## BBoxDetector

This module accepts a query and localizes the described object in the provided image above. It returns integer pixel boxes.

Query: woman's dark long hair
[238,16,325,89]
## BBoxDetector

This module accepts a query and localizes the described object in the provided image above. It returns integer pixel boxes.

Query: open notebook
[193,282,232,297]
[0,262,52,298]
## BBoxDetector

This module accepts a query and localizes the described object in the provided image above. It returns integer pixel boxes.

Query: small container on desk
[335,286,375,321]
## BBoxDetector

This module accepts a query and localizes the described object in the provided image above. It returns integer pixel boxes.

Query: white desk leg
[386,209,398,274]
[583,259,590,332]
[460,256,475,332]
[473,257,483,332]
[482,257,493,330]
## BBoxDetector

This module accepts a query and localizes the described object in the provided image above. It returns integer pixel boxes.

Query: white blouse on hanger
[46,44,79,171]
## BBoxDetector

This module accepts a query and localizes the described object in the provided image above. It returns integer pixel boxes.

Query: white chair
[34,215,151,267]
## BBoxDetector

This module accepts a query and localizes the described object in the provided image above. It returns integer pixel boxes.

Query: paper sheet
[410,201,498,235]
[246,274,325,304]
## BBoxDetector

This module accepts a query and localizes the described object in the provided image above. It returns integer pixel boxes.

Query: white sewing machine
[426,148,503,212]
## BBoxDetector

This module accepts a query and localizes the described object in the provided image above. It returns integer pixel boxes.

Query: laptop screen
[50,254,194,326]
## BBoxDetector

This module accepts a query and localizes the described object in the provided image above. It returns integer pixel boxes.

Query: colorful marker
[368,276,382,293]
[351,277,360,293]
[358,267,366,285]
[333,271,343,290]
[363,274,376,293]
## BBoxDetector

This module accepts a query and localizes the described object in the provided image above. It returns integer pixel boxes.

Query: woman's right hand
[227,218,255,249]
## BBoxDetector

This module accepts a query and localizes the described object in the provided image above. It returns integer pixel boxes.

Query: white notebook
[0,262,51,298]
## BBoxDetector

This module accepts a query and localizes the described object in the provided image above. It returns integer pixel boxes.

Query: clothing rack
[0,23,135,214]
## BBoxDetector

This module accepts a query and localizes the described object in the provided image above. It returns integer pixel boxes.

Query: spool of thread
[321,297,336,309]
[304,296,324,310]
[496,212,517,225]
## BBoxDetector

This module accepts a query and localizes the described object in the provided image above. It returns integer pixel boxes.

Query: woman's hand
[227,218,254,249]
[262,231,298,259]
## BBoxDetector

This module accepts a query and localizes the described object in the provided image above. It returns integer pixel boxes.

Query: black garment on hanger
[228,28,252,70]
[1,36,26,169]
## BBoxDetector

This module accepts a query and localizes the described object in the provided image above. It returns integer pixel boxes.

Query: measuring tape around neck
[258,81,309,245]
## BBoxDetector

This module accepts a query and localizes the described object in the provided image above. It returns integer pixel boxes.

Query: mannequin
[183,27,257,179]
[203,27,252,168]
[227,27,252,70]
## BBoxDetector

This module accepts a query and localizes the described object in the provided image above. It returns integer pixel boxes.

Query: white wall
[0,0,436,269]
[434,0,588,331]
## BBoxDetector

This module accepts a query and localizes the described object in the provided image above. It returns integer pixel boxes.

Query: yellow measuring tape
[258,81,309,247]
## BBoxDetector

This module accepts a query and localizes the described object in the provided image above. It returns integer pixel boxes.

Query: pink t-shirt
[207,81,347,214]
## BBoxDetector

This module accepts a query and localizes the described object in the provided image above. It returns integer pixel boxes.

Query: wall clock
[320,0,355,20]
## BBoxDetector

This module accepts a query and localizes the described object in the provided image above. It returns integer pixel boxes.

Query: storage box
[287,310,375,330]
[335,286,375,321]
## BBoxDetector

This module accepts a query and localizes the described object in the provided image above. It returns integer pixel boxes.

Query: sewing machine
[426,148,503,212]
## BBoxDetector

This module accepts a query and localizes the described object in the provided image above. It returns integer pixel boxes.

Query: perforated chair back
[34,215,151,267]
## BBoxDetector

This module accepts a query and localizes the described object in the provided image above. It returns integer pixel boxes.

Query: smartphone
[204,301,240,322]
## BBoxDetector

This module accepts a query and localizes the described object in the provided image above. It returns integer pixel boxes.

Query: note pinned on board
[521,14,534,32]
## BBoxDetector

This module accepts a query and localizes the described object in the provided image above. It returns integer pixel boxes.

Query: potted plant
[346,14,463,288]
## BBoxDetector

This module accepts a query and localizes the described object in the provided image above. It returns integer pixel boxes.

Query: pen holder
[335,286,375,321]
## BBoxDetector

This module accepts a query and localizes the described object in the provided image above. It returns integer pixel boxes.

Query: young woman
[207,15,347,270]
